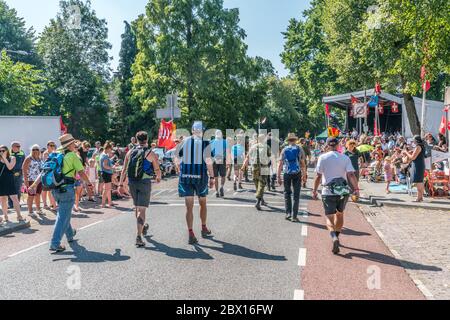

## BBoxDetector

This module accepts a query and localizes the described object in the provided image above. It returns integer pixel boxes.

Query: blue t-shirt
[231,144,244,159]
[210,139,227,162]
[100,153,113,174]
[179,137,210,185]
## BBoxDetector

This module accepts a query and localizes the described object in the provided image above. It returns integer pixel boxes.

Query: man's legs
[185,196,195,232]
[292,174,301,219]
[50,188,75,249]
[136,206,146,236]
[199,197,207,226]
[283,174,293,218]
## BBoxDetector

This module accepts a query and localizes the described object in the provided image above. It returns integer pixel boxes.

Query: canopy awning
[322,89,403,109]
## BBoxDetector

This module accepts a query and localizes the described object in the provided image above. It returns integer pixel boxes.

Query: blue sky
[5,0,310,77]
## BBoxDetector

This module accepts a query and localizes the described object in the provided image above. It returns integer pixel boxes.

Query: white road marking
[79,220,104,230]
[152,190,167,197]
[8,242,49,258]
[150,203,285,208]
[375,230,384,239]
[298,248,307,266]
[301,225,308,237]
[293,289,304,300]
[413,279,434,299]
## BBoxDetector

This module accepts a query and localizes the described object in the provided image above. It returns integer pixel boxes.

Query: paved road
[0,174,429,300]
[0,182,307,300]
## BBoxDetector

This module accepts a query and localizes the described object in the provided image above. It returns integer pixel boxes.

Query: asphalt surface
[0,182,307,300]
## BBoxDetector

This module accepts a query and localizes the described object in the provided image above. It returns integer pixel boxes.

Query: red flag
[325,104,330,117]
[423,80,431,93]
[374,118,379,136]
[448,120,450,131]
[60,116,67,135]
[420,66,427,80]
[375,82,382,95]
[391,102,399,113]
[158,120,176,150]
[439,116,447,135]
[351,95,359,104]
[443,105,449,112]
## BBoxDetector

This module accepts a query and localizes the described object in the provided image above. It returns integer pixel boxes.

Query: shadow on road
[339,245,442,271]
[52,241,130,263]
[145,236,213,260]
[199,238,287,261]
[302,221,371,237]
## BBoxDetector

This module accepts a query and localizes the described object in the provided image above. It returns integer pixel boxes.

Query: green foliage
[131,0,273,134]
[0,51,45,114]
[37,0,112,140]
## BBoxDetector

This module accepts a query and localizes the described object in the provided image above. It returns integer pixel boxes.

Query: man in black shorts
[119,131,161,248]
[312,137,359,254]
[211,130,229,198]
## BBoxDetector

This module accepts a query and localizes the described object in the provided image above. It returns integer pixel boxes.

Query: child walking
[86,158,97,201]
[384,156,394,194]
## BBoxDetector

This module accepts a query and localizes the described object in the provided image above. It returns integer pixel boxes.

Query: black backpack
[127,147,154,181]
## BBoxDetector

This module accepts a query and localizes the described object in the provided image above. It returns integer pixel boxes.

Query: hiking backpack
[128,147,154,181]
[41,153,74,190]
[284,145,301,174]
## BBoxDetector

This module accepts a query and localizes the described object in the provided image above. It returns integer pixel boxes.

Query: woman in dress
[402,136,426,202]
[0,145,25,223]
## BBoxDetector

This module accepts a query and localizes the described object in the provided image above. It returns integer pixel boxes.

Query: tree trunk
[185,7,194,125]
[403,92,421,136]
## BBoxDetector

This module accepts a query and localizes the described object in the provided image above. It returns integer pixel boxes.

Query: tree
[0,0,38,65]
[0,50,45,115]
[132,0,272,133]
[37,0,112,140]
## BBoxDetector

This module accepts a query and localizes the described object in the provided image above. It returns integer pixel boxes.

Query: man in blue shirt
[210,130,230,198]
[175,121,215,245]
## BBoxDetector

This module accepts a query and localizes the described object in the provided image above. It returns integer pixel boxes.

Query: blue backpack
[41,153,74,189]
[284,145,301,174]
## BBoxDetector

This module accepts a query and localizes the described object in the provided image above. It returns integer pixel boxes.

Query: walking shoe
[49,245,66,253]
[201,228,213,238]
[216,192,220,198]
[255,202,262,211]
[285,214,292,220]
[36,209,45,216]
[189,234,199,245]
[332,239,340,254]
[220,187,224,197]
[261,199,268,207]
[29,212,38,218]
[292,217,300,223]
[143,223,150,236]
[68,229,77,243]
[233,183,237,191]
[238,183,243,190]
[136,236,145,248]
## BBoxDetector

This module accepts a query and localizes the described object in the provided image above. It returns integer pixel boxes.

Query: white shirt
[315,151,355,195]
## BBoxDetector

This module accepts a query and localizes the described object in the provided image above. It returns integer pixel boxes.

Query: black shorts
[98,171,104,183]
[213,163,227,178]
[129,180,152,207]
[101,172,113,184]
[322,195,349,215]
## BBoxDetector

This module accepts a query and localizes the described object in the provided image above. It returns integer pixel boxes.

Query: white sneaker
[36,209,45,216]
[29,212,38,218]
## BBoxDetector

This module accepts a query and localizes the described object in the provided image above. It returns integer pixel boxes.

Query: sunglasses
[0,150,6,153]
[32,149,40,151]
[48,144,56,148]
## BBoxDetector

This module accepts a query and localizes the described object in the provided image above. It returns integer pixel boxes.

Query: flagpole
[421,88,426,137]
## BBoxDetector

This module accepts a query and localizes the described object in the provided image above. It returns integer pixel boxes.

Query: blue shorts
[178,181,209,198]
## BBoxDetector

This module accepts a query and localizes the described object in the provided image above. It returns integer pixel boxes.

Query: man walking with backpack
[175,121,215,245]
[312,137,359,254]
[119,131,161,248]
[277,133,306,222]
[29,134,94,253]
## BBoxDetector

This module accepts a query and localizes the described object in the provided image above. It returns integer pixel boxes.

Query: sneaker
[238,183,243,190]
[332,239,340,254]
[261,199,268,207]
[49,245,66,253]
[29,212,38,218]
[143,223,149,236]
[68,229,77,243]
[285,214,292,220]
[220,187,224,197]
[189,234,198,245]
[292,217,300,223]
[201,228,213,238]
[136,236,145,248]
[233,183,237,191]
[36,209,45,216]
[255,202,262,211]
[216,192,220,198]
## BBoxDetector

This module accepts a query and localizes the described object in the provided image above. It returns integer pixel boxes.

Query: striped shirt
[179,136,210,184]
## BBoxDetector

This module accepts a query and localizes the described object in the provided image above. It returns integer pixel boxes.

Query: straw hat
[286,133,298,142]
[59,134,76,150]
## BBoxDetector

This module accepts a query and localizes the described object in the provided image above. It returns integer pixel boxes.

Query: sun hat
[59,134,76,150]
[286,133,298,142]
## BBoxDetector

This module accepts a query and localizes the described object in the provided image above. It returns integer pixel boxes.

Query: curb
[0,220,31,237]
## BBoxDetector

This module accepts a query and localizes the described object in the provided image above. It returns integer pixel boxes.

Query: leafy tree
[132,0,272,133]
[0,50,45,115]
[0,0,38,65]
[37,0,112,140]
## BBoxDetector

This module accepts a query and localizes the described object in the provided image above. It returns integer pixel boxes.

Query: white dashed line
[293,289,304,300]
[301,225,308,237]
[413,279,434,299]
[298,248,307,266]
[8,242,49,258]
[79,220,104,230]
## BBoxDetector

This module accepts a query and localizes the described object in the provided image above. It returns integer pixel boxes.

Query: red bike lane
[300,199,425,300]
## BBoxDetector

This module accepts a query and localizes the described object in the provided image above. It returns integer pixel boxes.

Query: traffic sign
[156,108,181,119]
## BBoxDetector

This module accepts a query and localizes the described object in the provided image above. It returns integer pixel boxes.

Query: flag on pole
[60,116,67,135]
[374,118,379,136]
[325,104,331,117]
[439,116,447,135]
[421,65,431,93]
[158,120,176,150]
[375,82,382,95]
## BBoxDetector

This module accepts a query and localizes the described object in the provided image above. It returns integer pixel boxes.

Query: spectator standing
[403,135,426,202]
[100,143,115,208]
[0,145,25,223]
[42,141,58,211]
[22,145,44,217]
[8,141,26,208]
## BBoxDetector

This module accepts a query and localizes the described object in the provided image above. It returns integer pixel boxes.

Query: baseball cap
[326,137,339,146]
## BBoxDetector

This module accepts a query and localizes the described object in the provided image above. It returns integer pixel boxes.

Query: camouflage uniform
[249,143,271,200]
